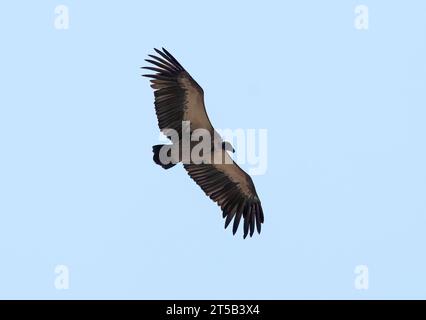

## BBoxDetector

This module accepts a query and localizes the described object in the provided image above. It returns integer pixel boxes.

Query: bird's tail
[152,144,177,169]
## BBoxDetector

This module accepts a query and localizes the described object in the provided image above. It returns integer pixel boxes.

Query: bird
[142,48,264,238]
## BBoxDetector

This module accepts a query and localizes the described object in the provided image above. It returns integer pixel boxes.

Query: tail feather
[152,144,176,169]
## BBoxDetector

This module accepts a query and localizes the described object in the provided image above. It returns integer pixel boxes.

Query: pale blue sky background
[0,1,425,299]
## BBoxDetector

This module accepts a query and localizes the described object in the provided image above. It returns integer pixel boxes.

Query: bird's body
[143,48,264,238]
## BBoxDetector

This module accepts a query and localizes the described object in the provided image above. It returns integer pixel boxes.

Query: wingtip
[243,224,249,239]
[250,225,255,237]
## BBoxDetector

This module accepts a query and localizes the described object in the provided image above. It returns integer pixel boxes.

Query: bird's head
[222,141,235,153]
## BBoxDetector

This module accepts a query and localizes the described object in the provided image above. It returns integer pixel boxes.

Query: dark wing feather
[142,48,209,138]
[184,163,264,238]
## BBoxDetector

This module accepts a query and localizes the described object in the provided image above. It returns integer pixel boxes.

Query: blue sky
[0,1,425,299]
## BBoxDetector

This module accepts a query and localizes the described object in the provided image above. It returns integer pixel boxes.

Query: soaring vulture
[142,48,264,238]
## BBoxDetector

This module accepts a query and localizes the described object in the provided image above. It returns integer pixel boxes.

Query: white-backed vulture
[143,48,264,238]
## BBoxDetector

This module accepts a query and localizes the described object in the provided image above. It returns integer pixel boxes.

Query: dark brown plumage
[142,48,264,238]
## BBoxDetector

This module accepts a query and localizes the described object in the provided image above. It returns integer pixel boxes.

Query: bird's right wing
[183,151,264,238]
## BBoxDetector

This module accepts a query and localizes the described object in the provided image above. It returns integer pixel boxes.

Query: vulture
[142,48,264,238]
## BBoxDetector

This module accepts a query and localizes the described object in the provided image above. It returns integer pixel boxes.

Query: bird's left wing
[142,48,213,138]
